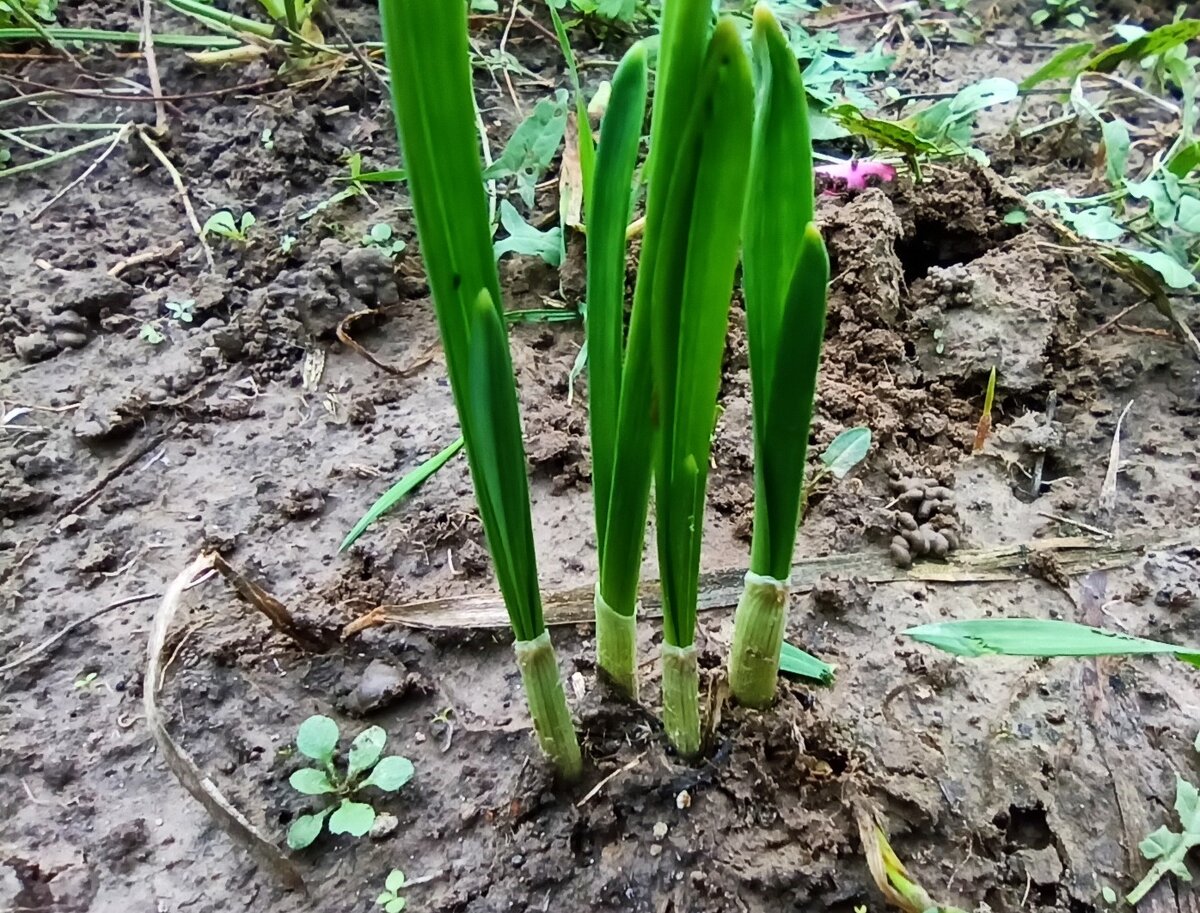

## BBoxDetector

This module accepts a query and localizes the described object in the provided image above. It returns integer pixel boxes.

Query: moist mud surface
[2,4,1199,913]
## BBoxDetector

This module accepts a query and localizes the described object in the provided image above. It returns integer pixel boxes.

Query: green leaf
[347,725,387,780]
[289,767,336,795]
[385,899,407,913]
[492,200,563,266]
[1176,195,1200,234]
[1102,886,1117,904]
[286,808,331,849]
[827,104,941,158]
[905,618,1200,666]
[1119,248,1195,289]
[1086,20,1200,73]
[821,427,871,479]
[340,437,464,551]
[1140,825,1183,860]
[296,715,339,763]
[202,210,237,238]
[779,641,835,684]
[483,89,569,207]
[385,869,407,892]
[355,168,407,183]
[1070,206,1125,241]
[361,755,415,792]
[1030,9,1049,25]
[1019,41,1095,89]
[1167,141,1200,179]
[587,41,648,573]
[370,223,394,243]
[651,18,754,647]
[1101,117,1130,185]
[1066,12,1084,28]
[1004,210,1028,225]
[328,799,375,837]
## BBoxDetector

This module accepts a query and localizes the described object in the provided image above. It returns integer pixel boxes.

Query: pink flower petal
[814,159,897,192]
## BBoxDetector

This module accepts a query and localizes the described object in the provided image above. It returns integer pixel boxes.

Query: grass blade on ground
[339,437,464,552]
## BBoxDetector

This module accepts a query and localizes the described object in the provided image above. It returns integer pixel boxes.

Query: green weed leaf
[347,726,387,779]
[821,427,871,479]
[296,715,339,763]
[362,755,415,792]
[328,799,375,837]
[1019,41,1095,89]
[483,89,569,207]
[289,767,336,795]
[385,899,406,913]
[779,642,835,684]
[1119,249,1195,289]
[386,869,407,892]
[286,807,331,849]
[493,200,563,265]
[1086,20,1200,73]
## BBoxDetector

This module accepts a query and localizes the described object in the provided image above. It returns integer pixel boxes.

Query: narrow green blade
[906,618,1200,668]
[547,1,595,201]
[652,19,754,647]
[587,43,648,565]
[779,641,835,685]
[339,437,465,551]
[465,291,543,641]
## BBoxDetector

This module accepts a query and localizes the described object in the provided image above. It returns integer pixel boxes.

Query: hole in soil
[1004,803,1052,850]
[1025,453,1068,499]
[896,223,992,284]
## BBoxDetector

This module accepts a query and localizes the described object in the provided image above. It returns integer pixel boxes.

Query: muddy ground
[2,2,1199,912]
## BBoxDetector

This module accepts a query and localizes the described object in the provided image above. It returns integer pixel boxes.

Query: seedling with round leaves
[286,714,414,850]
[376,869,408,912]
[202,209,255,243]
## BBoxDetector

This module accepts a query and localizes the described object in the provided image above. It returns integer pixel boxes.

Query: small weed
[280,234,298,254]
[362,223,406,257]
[1031,0,1096,29]
[1126,732,1200,904]
[0,0,57,28]
[73,671,107,692]
[800,427,871,516]
[139,323,166,345]
[376,869,408,912]
[165,299,195,323]
[202,210,255,243]
[260,127,274,151]
[286,715,415,850]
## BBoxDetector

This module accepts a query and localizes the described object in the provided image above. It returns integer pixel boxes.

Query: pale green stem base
[594,585,639,699]
[661,643,701,758]
[514,632,583,781]
[728,572,790,709]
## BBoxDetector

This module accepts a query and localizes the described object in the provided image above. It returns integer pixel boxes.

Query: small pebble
[649,844,663,857]
[652,821,668,839]
[675,790,691,810]
[370,813,399,840]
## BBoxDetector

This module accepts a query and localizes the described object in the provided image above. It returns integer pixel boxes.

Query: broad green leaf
[1176,195,1200,234]
[361,755,415,792]
[1004,210,1028,225]
[493,200,563,266]
[386,899,407,913]
[1086,20,1200,73]
[328,799,375,837]
[779,641,835,684]
[289,767,336,795]
[1019,41,1095,89]
[347,725,387,780]
[202,210,237,238]
[370,223,394,243]
[1101,117,1130,185]
[1070,206,1125,241]
[905,618,1200,667]
[821,427,871,479]
[1167,141,1200,179]
[483,89,569,207]
[1120,248,1195,289]
[587,42,648,571]
[386,869,407,892]
[296,715,339,763]
[340,437,464,551]
[828,104,941,157]
[286,808,331,849]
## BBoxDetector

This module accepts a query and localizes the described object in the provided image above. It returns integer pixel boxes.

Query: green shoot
[586,42,649,697]
[340,437,464,552]
[287,715,414,850]
[800,426,871,517]
[728,4,830,709]
[377,0,580,779]
[905,618,1200,668]
[973,366,997,452]
[649,12,754,755]
[377,869,408,912]
[202,210,255,243]
[1127,735,1200,905]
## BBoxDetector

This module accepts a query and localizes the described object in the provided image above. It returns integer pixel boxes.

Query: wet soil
[2,4,1199,913]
